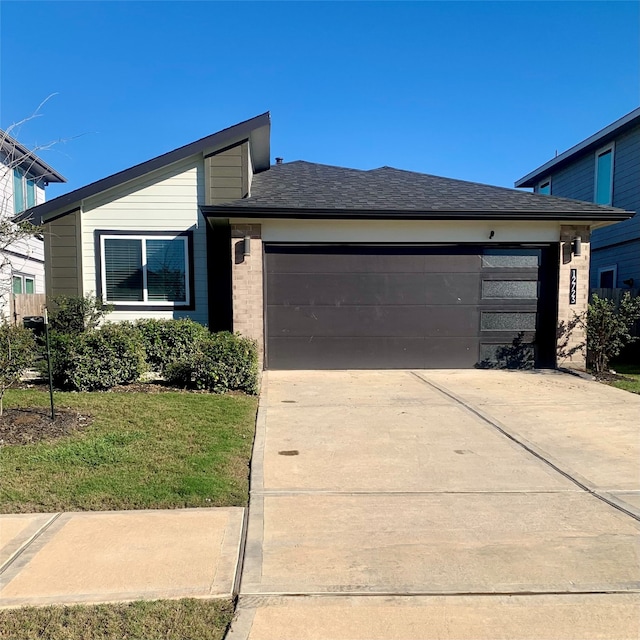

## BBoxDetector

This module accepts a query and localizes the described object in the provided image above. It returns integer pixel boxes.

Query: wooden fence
[9,293,47,326]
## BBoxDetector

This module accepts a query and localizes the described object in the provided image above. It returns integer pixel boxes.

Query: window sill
[108,303,194,312]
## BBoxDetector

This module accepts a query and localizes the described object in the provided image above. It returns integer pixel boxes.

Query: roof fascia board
[17,112,270,225]
[514,107,640,188]
[201,206,633,223]
[1,131,66,183]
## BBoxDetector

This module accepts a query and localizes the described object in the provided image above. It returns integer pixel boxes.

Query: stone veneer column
[230,224,264,368]
[557,225,590,370]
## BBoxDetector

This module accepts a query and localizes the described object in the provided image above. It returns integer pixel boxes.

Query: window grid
[13,168,37,213]
[12,274,35,295]
[100,235,190,306]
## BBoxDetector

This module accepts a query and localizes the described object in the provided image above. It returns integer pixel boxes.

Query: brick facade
[230,224,264,367]
[557,225,590,370]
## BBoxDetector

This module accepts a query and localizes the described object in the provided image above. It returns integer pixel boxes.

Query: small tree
[1,97,65,316]
[560,293,640,374]
[585,293,640,374]
[0,322,36,416]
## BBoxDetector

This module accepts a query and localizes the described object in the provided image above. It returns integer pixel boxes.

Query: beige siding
[45,210,81,297]
[81,156,208,324]
[248,218,563,243]
[205,142,250,204]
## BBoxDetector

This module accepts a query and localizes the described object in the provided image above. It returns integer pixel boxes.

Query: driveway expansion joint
[238,588,640,597]
[411,371,640,524]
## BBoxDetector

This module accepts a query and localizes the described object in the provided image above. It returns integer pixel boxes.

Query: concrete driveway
[230,370,640,639]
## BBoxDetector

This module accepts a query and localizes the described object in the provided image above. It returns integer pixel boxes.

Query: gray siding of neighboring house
[589,240,640,288]
[547,154,594,202]
[535,124,640,288]
[592,125,640,287]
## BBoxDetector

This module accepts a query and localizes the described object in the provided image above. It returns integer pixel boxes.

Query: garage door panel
[267,250,483,274]
[268,306,480,338]
[267,337,428,369]
[266,251,428,274]
[267,273,480,306]
[268,337,481,369]
[267,273,428,306]
[423,337,480,367]
[422,254,481,272]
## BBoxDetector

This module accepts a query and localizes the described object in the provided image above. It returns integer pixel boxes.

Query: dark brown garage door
[265,244,558,370]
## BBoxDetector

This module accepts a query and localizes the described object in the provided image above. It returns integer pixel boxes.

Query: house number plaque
[570,269,577,305]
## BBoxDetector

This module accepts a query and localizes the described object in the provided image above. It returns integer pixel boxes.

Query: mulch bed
[0,408,92,446]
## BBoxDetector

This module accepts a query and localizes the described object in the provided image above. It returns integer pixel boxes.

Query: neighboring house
[515,107,640,289]
[0,129,66,317]
[21,113,632,370]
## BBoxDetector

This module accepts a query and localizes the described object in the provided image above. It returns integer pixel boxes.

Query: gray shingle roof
[208,161,631,218]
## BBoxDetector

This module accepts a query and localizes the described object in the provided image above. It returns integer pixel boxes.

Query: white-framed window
[597,265,617,288]
[12,273,35,294]
[100,234,191,306]
[13,168,37,214]
[537,179,551,195]
[594,144,614,205]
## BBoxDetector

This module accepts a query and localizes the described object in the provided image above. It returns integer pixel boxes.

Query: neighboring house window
[597,265,617,288]
[538,179,551,195]
[100,234,190,306]
[12,274,35,294]
[594,144,614,205]
[13,168,37,214]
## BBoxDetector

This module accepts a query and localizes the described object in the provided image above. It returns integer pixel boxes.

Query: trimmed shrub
[135,318,209,374]
[166,331,258,395]
[586,293,640,374]
[48,294,113,335]
[0,322,37,415]
[49,323,147,391]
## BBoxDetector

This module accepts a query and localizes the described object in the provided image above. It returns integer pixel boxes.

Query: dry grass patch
[0,598,234,640]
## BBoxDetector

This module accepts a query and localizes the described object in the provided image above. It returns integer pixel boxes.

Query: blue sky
[1,1,638,199]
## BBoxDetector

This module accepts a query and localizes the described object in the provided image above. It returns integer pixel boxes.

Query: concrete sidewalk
[0,508,245,608]
[230,370,640,639]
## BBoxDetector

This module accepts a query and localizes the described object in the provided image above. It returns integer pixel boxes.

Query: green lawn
[0,389,257,513]
[0,598,234,640]
[608,364,640,395]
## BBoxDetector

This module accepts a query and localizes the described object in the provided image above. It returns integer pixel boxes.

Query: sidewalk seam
[0,512,61,577]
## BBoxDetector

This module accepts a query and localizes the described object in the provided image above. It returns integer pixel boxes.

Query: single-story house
[20,113,633,370]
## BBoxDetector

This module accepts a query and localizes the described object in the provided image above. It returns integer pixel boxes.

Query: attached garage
[201,159,632,372]
[264,244,559,369]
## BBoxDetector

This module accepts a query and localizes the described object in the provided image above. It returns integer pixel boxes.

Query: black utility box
[23,316,45,336]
